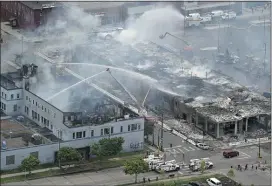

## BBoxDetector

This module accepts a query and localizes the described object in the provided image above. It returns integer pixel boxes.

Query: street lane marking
[164,145,182,150]
[177,148,184,154]
[237,157,249,160]
[188,147,196,151]
[183,147,190,151]
[239,151,251,158]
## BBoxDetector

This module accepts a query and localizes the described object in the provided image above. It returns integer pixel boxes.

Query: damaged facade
[171,89,271,138]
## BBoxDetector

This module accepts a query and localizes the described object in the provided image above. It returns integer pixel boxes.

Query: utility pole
[58,130,61,168]
[160,111,164,151]
[21,36,24,56]
[217,20,220,53]
[258,136,261,158]
[184,6,187,36]
[263,42,266,72]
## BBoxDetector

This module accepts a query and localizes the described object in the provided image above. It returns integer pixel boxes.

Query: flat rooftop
[0,74,19,90]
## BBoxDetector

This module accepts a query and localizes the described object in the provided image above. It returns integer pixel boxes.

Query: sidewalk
[1,165,74,178]
[239,8,270,20]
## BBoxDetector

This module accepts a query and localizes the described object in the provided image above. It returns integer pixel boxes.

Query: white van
[210,10,224,17]
[206,178,222,186]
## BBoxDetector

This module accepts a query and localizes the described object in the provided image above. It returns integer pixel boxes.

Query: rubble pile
[196,106,241,123]
[247,129,268,138]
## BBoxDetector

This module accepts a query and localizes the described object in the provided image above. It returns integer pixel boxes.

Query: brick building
[0,1,61,29]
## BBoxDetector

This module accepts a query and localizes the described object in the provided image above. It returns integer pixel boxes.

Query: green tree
[20,155,40,174]
[57,147,82,167]
[124,157,149,183]
[227,168,235,178]
[90,137,124,159]
[200,160,206,174]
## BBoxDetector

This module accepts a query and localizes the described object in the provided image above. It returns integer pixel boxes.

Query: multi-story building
[0,1,62,28]
[1,64,144,170]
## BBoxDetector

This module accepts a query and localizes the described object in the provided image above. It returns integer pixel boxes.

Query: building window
[50,125,53,130]
[11,94,14,99]
[138,124,141,130]
[54,113,56,118]
[42,106,43,110]
[45,108,47,112]
[1,92,3,97]
[26,96,28,100]
[3,104,6,110]
[30,151,39,159]
[13,104,17,112]
[131,124,137,131]
[76,132,82,139]
[17,93,19,99]
[128,125,131,132]
[41,116,44,123]
[6,155,15,165]
[33,100,34,104]
[111,127,114,134]
[83,131,86,138]
[5,94,6,99]
[91,130,94,137]
[38,114,40,122]
[100,129,103,136]
[36,102,37,106]
[29,98,31,102]
[73,132,75,139]
[120,126,123,132]
[104,128,110,135]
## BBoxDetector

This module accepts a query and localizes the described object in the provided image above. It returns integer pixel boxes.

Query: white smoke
[116,5,184,44]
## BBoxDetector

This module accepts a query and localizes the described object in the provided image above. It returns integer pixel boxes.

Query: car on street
[223,150,239,158]
[196,143,210,150]
[221,11,237,20]
[206,177,222,186]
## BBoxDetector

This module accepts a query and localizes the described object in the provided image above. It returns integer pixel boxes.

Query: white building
[1,69,145,170]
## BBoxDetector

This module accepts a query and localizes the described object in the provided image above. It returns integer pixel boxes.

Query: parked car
[196,143,210,150]
[206,177,222,186]
[222,11,237,20]
[223,150,239,158]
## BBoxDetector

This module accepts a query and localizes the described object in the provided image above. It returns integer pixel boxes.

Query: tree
[123,157,149,183]
[21,155,40,174]
[227,168,235,178]
[90,137,124,159]
[200,160,206,174]
[57,147,82,167]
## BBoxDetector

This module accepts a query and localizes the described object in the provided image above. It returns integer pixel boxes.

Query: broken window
[17,93,19,99]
